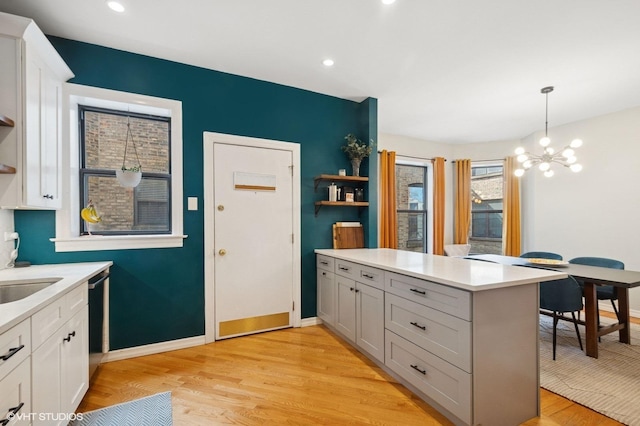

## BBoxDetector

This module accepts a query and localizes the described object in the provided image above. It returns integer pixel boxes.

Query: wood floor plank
[79,323,624,425]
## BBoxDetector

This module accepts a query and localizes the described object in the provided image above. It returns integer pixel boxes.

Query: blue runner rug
[70,392,172,426]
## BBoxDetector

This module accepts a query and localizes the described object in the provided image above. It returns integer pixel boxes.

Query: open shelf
[0,114,15,127]
[0,164,16,174]
[314,174,368,191]
[314,200,369,216]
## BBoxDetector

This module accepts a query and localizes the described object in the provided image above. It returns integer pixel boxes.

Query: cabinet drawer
[316,255,334,272]
[385,330,471,424]
[385,271,471,321]
[335,259,359,279]
[0,318,31,381]
[0,357,31,426]
[385,293,471,372]
[357,264,384,291]
[66,282,88,318]
[32,296,65,349]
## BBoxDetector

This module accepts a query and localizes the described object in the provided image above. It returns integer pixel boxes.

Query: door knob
[218,249,227,256]
[217,205,224,211]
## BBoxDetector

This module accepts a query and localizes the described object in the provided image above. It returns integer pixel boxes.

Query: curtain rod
[378,151,446,162]
[451,158,505,163]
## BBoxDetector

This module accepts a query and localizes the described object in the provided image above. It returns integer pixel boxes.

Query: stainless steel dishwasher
[88,270,109,380]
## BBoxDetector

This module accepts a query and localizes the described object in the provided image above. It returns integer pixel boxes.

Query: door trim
[203,132,301,343]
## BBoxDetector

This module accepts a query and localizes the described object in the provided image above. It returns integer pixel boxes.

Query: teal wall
[14,37,378,350]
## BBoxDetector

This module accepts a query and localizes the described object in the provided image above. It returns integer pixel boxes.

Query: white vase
[116,169,142,188]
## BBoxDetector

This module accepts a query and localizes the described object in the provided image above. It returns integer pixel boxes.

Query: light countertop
[0,261,112,334]
[315,248,567,292]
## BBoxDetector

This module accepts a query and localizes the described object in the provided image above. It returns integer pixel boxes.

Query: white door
[213,142,294,339]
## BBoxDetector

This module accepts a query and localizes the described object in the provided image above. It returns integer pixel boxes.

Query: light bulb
[539,137,551,147]
[544,147,555,155]
[517,154,528,163]
[570,138,583,148]
[322,58,334,67]
[544,169,554,178]
[562,148,574,158]
[570,164,583,173]
[514,168,525,177]
[107,1,125,12]
[523,160,532,169]
[514,147,525,155]
[539,162,550,171]
[566,156,577,164]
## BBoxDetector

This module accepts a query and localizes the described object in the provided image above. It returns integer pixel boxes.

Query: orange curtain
[379,150,397,248]
[432,157,446,255]
[454,159,471,244]
[503,156,521,256]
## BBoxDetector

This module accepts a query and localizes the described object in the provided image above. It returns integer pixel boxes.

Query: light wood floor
[79,313,635,425]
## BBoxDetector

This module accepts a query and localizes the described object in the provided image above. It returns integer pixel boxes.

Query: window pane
[396,165,425,210]
[83,110,169,173]
[470,164,504,254]
[397,212,425,252]
[82,175,170,234]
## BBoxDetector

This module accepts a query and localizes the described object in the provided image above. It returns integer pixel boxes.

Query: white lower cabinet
[0,319,32,426]
[0,357,32,426]
[32,306,88,426]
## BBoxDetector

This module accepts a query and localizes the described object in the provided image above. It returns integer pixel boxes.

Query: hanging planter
[116,116,143,188]
[116,167,142,188]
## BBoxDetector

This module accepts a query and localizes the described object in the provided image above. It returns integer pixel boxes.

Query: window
[79,107,171,235]
[469,164,503,254]
[396,164,429,253]
[52,83,184,252]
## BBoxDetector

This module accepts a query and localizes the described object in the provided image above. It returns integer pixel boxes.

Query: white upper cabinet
[0,12,73,209]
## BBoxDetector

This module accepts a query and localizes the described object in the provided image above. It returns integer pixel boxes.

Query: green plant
[342,134,373,161]
[121,165,142,173]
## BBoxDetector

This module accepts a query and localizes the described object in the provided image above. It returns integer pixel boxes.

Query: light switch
[188,197,198,211]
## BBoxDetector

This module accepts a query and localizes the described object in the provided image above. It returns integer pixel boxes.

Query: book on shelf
[335,222,362,227]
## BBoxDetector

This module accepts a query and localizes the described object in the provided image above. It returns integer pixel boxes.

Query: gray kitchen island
[315,248,566,426]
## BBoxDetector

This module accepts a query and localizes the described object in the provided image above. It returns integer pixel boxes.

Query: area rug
[70,392,172,426]
[539,316,640,426]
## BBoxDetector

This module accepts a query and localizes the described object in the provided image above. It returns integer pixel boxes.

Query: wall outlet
[4,232,18,241]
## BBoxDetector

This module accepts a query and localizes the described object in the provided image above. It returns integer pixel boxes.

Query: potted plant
[342,134,373,176]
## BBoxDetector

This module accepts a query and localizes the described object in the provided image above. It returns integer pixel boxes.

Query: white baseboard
[598,303,640,319]
[103,336,205,363]
[301,316,322,327]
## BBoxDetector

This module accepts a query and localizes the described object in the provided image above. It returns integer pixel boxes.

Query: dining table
[465,254,640,358]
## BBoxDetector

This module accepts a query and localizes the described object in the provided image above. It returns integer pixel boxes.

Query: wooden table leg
[584,281,598,358]
[617,287,631,344]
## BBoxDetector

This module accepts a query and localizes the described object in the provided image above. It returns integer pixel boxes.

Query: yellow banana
[81,201,102,224]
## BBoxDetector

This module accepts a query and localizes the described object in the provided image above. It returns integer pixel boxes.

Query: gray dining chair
[520,251,563,260]
[568,257,625,329]
[539,276,584,360]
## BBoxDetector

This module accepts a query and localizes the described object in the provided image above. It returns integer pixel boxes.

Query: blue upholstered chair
[539,276,584,360]
[568,257,625,328]
[520,251,563,260]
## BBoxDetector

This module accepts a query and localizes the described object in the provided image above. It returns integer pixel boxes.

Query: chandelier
[514,86,583,178]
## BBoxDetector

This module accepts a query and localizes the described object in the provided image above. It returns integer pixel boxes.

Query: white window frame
[51,83,186,252]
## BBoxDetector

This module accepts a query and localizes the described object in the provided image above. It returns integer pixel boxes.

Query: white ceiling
[1,0,639,143]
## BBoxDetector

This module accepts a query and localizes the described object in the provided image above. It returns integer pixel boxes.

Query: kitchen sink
[0,278,61,304]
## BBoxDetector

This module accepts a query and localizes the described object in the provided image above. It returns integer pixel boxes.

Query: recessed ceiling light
[322,59,334,67]
[107,1,125,12]
[382,0,396,4]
